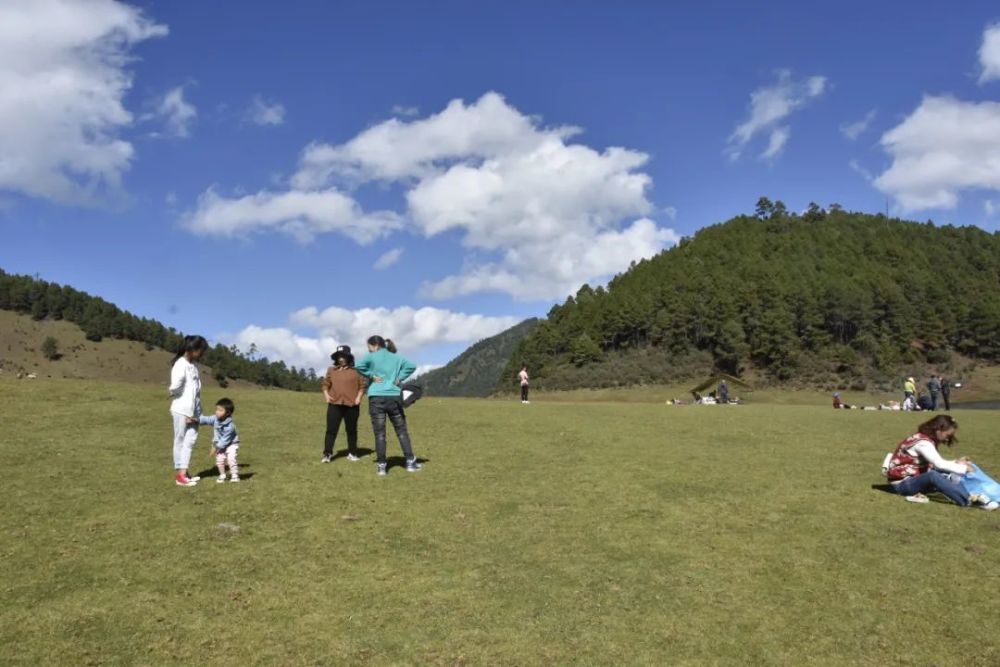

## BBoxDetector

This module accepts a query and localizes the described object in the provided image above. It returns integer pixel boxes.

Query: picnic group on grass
[168,333,423,487]
[832,374,954,411]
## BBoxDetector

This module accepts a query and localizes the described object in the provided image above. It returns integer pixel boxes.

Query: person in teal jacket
[355,335,421,476]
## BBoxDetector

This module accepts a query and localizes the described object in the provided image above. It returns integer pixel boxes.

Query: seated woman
[832,392,854,409]
[884,415,998,509]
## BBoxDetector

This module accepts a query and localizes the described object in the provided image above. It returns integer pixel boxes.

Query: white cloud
[840,109,877,140]
[290,305,520,351]
[391,105,420,117]
[151,86,196,137]
[0,0,166,203]
[411,364,442,378]
[291,92,560,188]
[227,306,520,371]
[727,70,827,161]
[986,200,997,216]
[182,187,402,243]
[188,92,678,300]
[760,126,790,160]
[874,95,1000,210]
[849,159,874,182]
[979,22,1000,83]
[373,247,404,270]
[246,94,285,126]
[228,325,338,372]
[419,218,680,301]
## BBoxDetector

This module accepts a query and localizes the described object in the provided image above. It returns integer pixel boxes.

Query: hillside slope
[420,319,538,397]
[504,206,1000,391]
[0,310,239,386]
[0,268,319,391]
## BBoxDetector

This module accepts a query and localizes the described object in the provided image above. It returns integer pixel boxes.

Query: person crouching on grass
[321,345,366,463]
[355,335,420,476]
[200,398,240,483]
[169,335,208,487]
[884,414,998,510]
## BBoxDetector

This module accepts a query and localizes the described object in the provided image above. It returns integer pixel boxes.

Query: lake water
[952,401,1000,410]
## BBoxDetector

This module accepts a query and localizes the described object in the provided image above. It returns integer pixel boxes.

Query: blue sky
[2,0,1000,372]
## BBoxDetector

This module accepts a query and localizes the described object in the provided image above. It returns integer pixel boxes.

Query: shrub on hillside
[41,336,60,361]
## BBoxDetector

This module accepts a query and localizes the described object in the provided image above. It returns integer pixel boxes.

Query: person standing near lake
[168,335,208,487]
[320,345,366,464]
[519,365,530,404]
[355,336,421,476]
[941,377,952,410]
[927,375,942,411]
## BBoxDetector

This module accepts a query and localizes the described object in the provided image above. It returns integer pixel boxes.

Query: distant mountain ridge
[420,319,539,397]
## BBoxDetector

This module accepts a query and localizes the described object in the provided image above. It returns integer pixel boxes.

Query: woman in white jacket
[169,335,208,487]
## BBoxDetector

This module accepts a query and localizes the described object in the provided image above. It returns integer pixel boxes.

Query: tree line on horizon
[502,201,1000,392]
[0,268,321,392]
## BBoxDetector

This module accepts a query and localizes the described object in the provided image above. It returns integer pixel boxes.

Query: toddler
[199,398,241,483]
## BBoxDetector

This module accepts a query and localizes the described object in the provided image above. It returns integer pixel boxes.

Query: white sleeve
[910,440,968,475]
[168,361,185,397]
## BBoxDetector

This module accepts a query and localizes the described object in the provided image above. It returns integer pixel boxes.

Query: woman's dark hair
[367,335,386,349]
[917,414,958,446]
[385,338,397,353]
[172,335,208,364]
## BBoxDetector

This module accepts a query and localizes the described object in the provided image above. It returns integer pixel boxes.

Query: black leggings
[521,385,529,401]
[324,404,360,456]
[369,396,414,463]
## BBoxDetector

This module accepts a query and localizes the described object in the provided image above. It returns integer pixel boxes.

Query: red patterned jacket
[886,433,936,481]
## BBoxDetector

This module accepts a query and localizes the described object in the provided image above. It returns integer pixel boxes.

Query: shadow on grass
[194,462,255,481]
[386,455,430,472]
[329,447,375,462]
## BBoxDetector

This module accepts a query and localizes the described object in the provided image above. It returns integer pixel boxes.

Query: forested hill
[503,204,1000,391]
[421,319,538,397]
[0,269,321,391]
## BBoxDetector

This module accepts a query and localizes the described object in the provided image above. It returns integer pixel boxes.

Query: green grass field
[2,378,999,666]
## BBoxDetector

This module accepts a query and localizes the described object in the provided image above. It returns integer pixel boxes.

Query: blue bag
[962,464,1000,502]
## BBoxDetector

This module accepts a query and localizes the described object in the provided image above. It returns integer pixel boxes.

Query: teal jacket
[355,349,417,398]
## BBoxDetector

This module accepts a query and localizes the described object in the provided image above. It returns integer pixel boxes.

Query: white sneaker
[904,494,929,504]
[347,453,361,462]
[980,501,999,511]
[216,476,227,484]
[230,475,240,483]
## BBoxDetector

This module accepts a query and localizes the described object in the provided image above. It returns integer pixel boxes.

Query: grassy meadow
[2,377,1000,665]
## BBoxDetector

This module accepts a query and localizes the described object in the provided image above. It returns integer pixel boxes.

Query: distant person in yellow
[903,377,916,402]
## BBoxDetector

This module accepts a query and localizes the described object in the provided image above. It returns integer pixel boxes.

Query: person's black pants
[324,404,360,456]
[521,385,529,401]
[942,393,951,411]
[369,396,414,463]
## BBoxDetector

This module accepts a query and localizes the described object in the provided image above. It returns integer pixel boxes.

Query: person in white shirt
[169,335,208,487]
[884,414,998,510]
[518,365,530,404]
